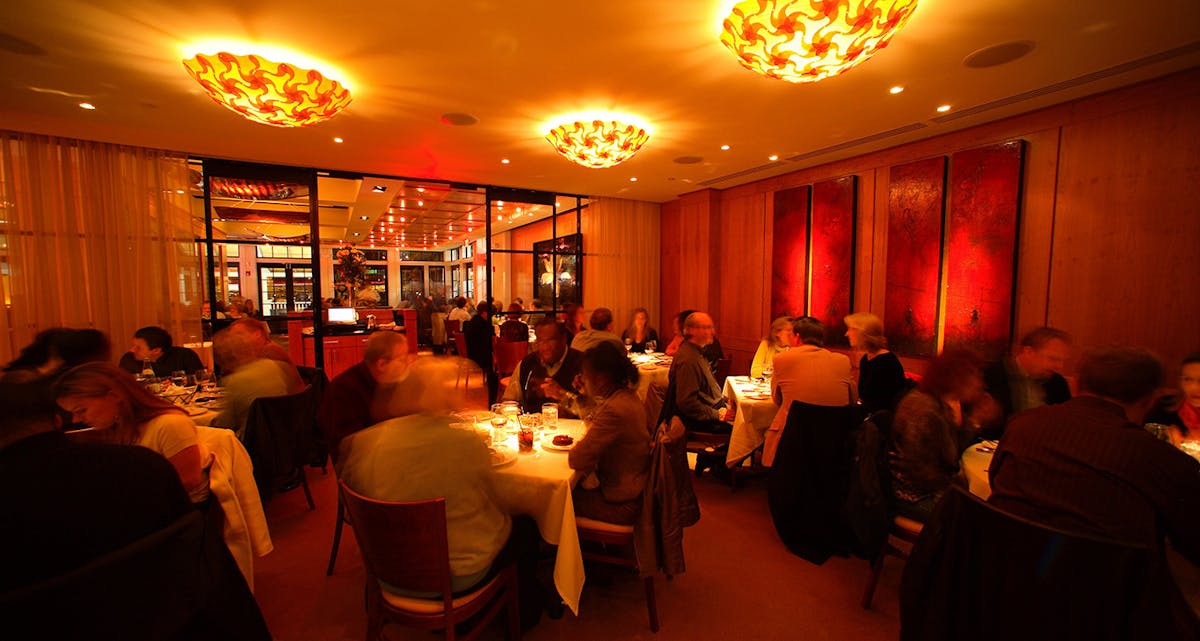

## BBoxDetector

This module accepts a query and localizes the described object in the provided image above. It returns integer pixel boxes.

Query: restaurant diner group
[3,296,1199,639]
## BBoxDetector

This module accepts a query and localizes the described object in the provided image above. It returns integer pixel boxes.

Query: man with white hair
[211,328,291,436]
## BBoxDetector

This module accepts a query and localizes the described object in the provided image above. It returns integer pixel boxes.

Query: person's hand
[542,378,566,400]
[718,407,734,422]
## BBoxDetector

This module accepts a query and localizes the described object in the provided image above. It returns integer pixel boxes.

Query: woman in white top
[55,362,209,503]
[750,316,795,379]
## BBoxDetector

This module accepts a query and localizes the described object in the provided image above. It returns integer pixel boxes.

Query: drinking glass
[489,404,509,439]
[646,339,657,353]
[624,337,633,352]
[195,369,214,392]
[762,363,774,385]
[170,370,187,388]
[542,403,559,432]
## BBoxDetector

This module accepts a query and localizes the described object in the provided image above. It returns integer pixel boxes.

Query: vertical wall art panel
[809,176,857,347]
[770,186,810,320]
[944,140,1025,361]
[885,157,946,357]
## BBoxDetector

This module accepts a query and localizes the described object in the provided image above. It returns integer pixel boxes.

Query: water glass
[542,403,559,432]
[170,370,187,388]
[195,369,214,391]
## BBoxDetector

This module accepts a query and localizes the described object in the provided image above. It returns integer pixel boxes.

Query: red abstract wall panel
[771,186,810,320]
[943,140,1025,360]
[885,157,946,357]
[809,176,857,346]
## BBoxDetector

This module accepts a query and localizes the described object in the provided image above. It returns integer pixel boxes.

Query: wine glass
[762,363,774,385]
[624,337,633,352]
[489,404,509,439]
[170,370,187,389]
[646,339,657,353]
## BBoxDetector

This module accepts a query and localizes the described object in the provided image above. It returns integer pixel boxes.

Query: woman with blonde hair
[750,316,795,379]
[844,312,908,413]
[55,362,209,503]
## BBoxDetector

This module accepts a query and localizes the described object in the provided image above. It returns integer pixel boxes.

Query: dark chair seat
[243,384,320,509]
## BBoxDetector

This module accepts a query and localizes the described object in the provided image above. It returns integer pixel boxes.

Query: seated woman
[569,342,652,525]
[1145,353,1200,445]
[54,362,210,504]
[889,349,995,522]
[663,309,695,357]
[845,312,909,413]
[621,307,659,353]
[750,316,795,379]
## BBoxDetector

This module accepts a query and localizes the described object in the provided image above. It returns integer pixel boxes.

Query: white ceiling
[2,0,1199,204]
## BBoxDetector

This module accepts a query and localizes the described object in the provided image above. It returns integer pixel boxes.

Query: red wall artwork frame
[885,157,946,358]
[943,140,1025,361]
[771,185,810,320]
[809,176,857,347]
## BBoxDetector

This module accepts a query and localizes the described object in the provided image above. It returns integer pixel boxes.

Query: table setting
[143,368,226,425]
[463,402,588,615]
[723,375,781,466]
[630,350,671,400]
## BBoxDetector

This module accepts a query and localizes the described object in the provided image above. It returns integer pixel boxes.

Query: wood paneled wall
[660,68,1200,378]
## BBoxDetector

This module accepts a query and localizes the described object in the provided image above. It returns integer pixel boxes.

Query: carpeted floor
[254,464,902,641]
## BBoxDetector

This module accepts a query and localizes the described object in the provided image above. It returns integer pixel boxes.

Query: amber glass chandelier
[183,52,352,127]
[720,0,919,83]
[545,118,650,168]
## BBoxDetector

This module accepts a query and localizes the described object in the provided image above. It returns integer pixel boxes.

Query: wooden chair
[713,356,733,387]
[338,481,521,641]
[444,319,462,355]
[326,491,350,576]
[861,514,923,609]
[243,384,319,510]
[494,339,529,388]
[576,517,659,633]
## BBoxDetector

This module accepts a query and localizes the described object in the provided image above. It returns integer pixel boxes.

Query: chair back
[454,332,468,359]
[713,356,733,387]
[642,380,668,435]
[443,318,461,339]
[635,417,700,578]
[494,339,529,377]
[244,384,319,502]
[843,411,893,559]
[0,510,270,641]
[900,485,1194,641]
[296,366,330,464]
[767,400,856,564]
[338,481,453,599]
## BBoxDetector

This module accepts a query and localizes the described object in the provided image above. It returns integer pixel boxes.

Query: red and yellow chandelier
[720,0,919,83]
[544,117,651,169]
[183,52,352,127]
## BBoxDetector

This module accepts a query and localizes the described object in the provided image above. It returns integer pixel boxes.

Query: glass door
[400,265,425,305]
[258,263,313,316]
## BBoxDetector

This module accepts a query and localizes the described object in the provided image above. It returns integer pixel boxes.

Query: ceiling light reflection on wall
[544,114,651,168]
[720,0,920,83]
[182,52,352,127]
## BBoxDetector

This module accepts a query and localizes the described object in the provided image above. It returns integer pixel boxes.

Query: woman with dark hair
[1,328,73,382]
[621,307,658,353]
[54,362,209,503]
[568,342,651,525]
[663,309,695,357]
[1145,352,1200,445]
[888,349,996,521]
[845,312,908,413]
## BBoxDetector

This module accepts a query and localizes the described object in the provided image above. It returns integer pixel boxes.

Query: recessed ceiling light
[720,144,730,151]
[79,102,95,110]
[889,86,905,94]
[768,154,779,161]
[629,177,638,182]
[353,232,360,236]
[359,215,368,220]
[333,137,344,143]
[417,187,424,193]
[937,104,951,113]
[417,201,423,207]
[372,185,387,193]
[501,159,510,164]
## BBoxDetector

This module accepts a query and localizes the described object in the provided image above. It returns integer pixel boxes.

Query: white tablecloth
[960,444,994,499]
[631,353,671,401]
[486,418,587,615]
[723,376,779,466]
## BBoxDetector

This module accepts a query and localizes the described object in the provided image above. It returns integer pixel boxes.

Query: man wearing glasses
[503,317,584,418]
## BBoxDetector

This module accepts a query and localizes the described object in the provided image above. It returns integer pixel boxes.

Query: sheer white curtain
[0,132,200,364]
[581,197,661,337]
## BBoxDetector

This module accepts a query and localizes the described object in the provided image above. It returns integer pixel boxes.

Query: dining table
[476,417,588,616]
[630,351,671,400]
[722,375,779,467]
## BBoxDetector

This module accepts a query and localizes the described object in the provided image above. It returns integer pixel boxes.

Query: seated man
[981,326,1072,439]
[117,326,204,377]
[463,302,498,402]
[210,328,292,437]
[666,311,732,433]
[569,307,625,353]
[763,316,855,466]
[503,317,584,417]
[227,318,303,393]
[318,331,411,463]
[989,346,1200,626]
[499,303,530,343]
[447,296,472,323]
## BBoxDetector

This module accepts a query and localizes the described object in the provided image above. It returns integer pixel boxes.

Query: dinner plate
[490,447,517,467]
[183,405,210,417]
[542,438,576,452]
[743,393,772,401]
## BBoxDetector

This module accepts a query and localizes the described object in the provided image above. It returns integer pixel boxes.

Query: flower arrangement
[334,247,367,288]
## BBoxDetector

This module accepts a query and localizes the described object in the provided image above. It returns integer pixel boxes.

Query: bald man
[318,331,411,461]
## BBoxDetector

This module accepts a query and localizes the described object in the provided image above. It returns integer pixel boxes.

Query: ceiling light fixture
[720,144,730,150]
[630,177,638,182]
[182,52,352,127]
[544,113,651,168]
[359,215,368,220]
[372,185,387,193]
[889,85,905,94]
[501,159,510,164]
[768,154,780,161]
[333,136,344,143]
[79,102,96,110]
[936,104,951,112]
[719,0,920,84]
